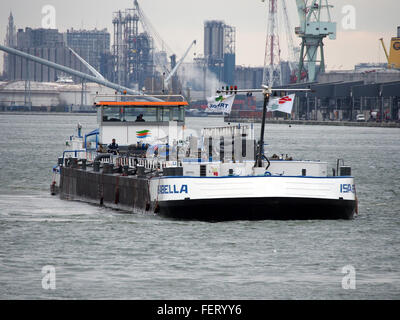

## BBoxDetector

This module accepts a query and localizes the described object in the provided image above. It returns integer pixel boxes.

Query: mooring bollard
[123,165,129,175]
[103,163,114,174]
[137,166,145,177]
[71,158,78,168]
[103,163,110,174]
[93,161,100,172]
[81,159,87,171]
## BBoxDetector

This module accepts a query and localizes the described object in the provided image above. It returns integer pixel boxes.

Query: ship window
[124,107,157,122]
[102,106,122,122]
[170,107,184,121]
[159,107,184,122]
[102,106,184,122]
[160,107,170,121]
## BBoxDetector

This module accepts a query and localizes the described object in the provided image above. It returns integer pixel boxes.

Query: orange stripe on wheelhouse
[96,101,189,107]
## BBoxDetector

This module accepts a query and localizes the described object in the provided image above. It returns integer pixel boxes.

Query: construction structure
[204,20,236,85]
[0,43,140,95]
[1,2,191,97]
[65,28,112,79]
[295,0,336,83]
[4,26,112,84]
[3,12,17,79]
[380,27,400,69]
[262,0,282,87]
[1,12,112,84]
[261,0,301,86]
[112,5,154,90]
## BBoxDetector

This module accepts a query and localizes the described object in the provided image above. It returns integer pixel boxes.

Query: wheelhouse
[99,101,186,123]
[94,95,189,147]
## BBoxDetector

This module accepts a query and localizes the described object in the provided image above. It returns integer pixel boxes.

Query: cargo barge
[51,88,358,221]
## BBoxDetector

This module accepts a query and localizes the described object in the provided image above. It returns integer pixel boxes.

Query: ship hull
[150,175,357,221]
[58,167,357,221]
[157,197,356,221]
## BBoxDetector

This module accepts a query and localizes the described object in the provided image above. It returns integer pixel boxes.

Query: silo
[211,21,224,60]
[204,22,212,58]
[204,21,224,60]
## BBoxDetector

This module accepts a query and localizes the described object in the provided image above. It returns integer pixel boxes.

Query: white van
[356,114,366,122]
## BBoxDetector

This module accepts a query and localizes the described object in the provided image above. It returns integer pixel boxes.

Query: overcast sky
[0,0,399,73]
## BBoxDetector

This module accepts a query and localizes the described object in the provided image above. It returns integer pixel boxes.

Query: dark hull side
[59,167,154,213]
[60,167,356,221]
[158,197,356,221]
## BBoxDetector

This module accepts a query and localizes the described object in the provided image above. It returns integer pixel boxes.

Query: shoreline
[1,111,400,128]
[224,118,400,128]
[0,111,95,116]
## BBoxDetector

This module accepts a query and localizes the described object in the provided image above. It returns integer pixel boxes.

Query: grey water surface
[0,113,399,299]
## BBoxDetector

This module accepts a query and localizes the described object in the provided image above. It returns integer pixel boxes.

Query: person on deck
[108,139,119,155]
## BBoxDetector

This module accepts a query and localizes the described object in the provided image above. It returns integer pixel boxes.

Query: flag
[206,94,235,114]
[267,94,295,114]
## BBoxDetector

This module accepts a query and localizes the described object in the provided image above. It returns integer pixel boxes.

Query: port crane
[379,38,394,69]
[295,0,336,83]
[165,40,197,85]
[261,0,301,85]
[134,0,196,92]
[379,38,390,63]
[281,0,302,82]
[262,0,282,87]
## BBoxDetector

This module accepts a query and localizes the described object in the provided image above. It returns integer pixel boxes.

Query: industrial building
[317,69,400,84]
[0,81,114,112]
[224,80,400,123]
[65,28,112,80]
[270,80,400,122]
[7,27,77,82]
[234,62,292,90]
[5,26,112,84]
[1,4,400,120]
[203,20,236,85]
[3,12,16,79]
[2,12,112,84]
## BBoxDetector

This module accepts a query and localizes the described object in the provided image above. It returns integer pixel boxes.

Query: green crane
[295,0,336,83]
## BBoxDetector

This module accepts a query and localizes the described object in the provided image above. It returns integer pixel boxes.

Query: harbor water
[0,113,399,299]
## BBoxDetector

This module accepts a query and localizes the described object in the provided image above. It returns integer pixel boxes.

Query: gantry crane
[295,0,336,83]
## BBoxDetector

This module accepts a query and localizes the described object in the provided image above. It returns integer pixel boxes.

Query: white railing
[84,149,183,171]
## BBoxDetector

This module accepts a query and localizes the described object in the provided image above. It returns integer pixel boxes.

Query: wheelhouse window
[103,106,122,122]
[124,107,158,122]
[102,106,184,122]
